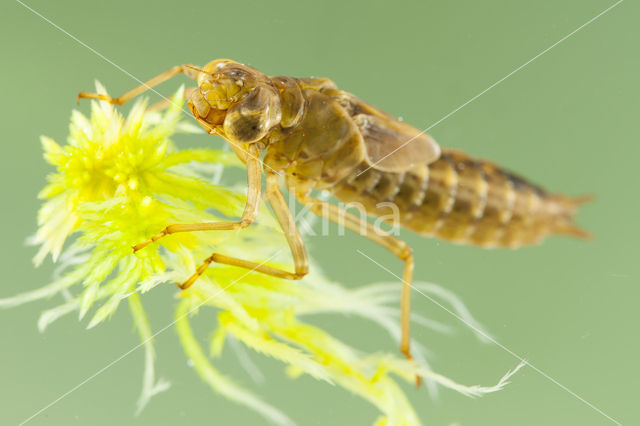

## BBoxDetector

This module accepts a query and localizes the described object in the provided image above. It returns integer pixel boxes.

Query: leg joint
[399,245,413,261]
[306,202,323,215]
[294,264,309,280]
[238,218,253,229]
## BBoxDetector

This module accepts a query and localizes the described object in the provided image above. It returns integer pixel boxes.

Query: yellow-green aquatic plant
[1,84,521,425]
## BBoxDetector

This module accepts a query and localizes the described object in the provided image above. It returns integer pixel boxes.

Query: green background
[1,0,637,425]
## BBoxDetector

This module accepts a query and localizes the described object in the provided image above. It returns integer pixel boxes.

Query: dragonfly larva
[79,59,590,379]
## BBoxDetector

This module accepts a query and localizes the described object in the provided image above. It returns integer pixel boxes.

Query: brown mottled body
[332,152,590,249]
[260,74,588,248]
[77,59,590,385]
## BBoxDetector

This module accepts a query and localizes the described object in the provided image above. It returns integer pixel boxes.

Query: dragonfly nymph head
[188,59,282,144]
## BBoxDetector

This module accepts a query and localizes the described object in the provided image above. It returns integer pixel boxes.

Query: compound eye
[225,112,266,143]
[223,86,281,143]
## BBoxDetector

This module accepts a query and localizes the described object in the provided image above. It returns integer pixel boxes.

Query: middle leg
[179,170,308,289]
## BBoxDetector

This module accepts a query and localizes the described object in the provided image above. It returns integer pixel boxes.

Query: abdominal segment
[330,149,589,248]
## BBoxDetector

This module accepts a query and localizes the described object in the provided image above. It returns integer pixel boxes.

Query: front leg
[132,143,262,252]
[78,64,201,105]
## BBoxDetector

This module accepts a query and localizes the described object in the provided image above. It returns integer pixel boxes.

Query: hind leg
[298,194,420,385]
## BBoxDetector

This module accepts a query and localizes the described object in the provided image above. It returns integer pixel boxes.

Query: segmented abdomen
[330,149,589,248]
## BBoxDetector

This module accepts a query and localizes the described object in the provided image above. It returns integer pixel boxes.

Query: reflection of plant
[1,85,520,425]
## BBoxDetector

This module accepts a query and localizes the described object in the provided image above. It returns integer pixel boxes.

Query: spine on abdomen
[331,149,590,248]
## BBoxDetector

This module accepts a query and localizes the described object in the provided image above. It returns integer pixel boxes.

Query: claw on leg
[177,258,212,290]
[77,92,123,105]
[132,229,169,252]
[401,347,423,387]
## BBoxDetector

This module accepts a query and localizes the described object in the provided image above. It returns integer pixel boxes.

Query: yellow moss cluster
[1,85,518,425]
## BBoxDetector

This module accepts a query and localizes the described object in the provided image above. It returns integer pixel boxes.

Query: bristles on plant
[1,85,522,425]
